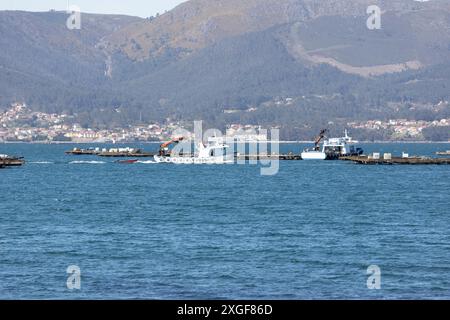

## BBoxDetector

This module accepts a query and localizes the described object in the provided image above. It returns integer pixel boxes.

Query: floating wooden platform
[340,155,450,165]
[0,158,25,167]
[237,154,302,161]
[65,149,99,155]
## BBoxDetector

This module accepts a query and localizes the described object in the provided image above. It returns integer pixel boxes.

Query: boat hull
[116,159,139,164]
[301,152,327,160]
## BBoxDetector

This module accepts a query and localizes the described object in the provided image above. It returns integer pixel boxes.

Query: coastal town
[1,103,449,142]
[348,118,450,140]
[0,103,270,143]
[0,104,174,142]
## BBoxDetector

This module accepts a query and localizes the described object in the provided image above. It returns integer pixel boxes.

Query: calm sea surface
[0,143,449,299]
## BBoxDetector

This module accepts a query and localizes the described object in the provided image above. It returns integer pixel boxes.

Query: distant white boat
[154,140,234,164]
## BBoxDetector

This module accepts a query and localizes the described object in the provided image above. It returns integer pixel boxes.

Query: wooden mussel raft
[65,147,100,155]
[236,153,302,161]
[0,155,25,168]
[341,153,450,165]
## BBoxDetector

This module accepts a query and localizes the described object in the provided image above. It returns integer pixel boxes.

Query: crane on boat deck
[313,129,328,151]
[159,137,185,156]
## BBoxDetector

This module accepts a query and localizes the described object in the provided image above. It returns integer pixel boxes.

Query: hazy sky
[0,0,188,17]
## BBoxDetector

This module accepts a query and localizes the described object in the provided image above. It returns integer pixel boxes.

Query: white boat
[301,129,363,160]
[154,140,234,164]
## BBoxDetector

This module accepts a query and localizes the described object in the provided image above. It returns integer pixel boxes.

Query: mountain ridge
[102,0,450,62]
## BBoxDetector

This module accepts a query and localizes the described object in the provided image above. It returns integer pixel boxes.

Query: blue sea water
[0,143,449,300]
